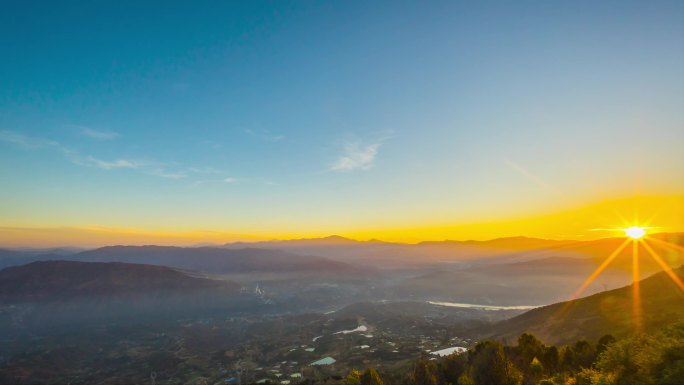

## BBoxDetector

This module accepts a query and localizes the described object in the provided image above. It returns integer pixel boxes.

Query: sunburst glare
[625,226,646,239]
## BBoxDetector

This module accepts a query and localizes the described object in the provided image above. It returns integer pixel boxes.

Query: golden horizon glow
[0,195,682,248]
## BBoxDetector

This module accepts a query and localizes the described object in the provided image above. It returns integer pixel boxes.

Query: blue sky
[1,1,683,242]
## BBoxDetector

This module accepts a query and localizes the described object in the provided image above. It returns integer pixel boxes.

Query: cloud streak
[331,141,382,171]
[193,176,277,187]
[77,126,119,140]
[0,130,185,179]
[71,156,140,170]
[0,130,59,149]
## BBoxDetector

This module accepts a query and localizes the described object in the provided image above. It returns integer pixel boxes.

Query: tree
[654,322,684,385]
[440,352,467,385]
[595,334,659,385]
[542,345,560,374]
[515,333,546,363]
[360,368,384,385]
[344,369,361,385]
[572,340,596,369]
[595,323,684,385]
[465,341,522,385]
[561,340,595,371]
[412,360,438,385]
[574,368,613,385]
[596,334,617,356]
[529,357,544,384]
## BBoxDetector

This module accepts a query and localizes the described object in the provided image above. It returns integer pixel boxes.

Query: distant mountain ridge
[1,233,682,273]
[0,245,361,274]
[221,235,574,267]
[221,232,684,270]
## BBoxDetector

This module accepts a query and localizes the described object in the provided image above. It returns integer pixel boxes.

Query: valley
[0,234,682,384]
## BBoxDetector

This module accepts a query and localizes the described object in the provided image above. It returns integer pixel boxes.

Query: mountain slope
[0,260,240,303]
[483,265,684,344]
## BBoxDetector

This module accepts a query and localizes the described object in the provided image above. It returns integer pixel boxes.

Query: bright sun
[625,226,646,239]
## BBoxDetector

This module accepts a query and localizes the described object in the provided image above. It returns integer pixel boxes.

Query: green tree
[344,368,361,385]
[541,345,560,374]
[573,340,596,369]
[360,368,384,385]
[412,360,438,385]
[595,323,684,385]
[464,341,522,385]
[596,334,616,356]
[440,352,467,385]
[654,322,684,385]
[595,334,660,385]
[575,368,615,385]
[561,340,595,371]
[528,357,544,384]
[516,333,546,363]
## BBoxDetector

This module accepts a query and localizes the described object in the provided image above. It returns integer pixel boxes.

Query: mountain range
[2,258,682,346]
[0,245,360,275]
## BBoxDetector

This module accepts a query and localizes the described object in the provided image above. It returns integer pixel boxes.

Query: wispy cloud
[187,166,224,175]
[72,156,140,170]
[145,168,188,180]
[244,128,285,142]
[0,129,186,179]
[0,130,276,183]
[78,126,119,140]
[0,130,59,149]
[193,176,277,187]
[69,154,186,179]
[331,141,382,172]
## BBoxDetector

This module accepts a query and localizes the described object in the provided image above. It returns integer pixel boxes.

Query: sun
[625,226,646,239]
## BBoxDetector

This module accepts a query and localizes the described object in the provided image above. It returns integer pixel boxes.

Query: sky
[1,1,683,246]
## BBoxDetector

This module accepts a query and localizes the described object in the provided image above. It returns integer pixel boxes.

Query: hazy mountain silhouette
[222,233,684,272]
[222,235,570,268]
[0,245,361,275]
[0,260,240,303]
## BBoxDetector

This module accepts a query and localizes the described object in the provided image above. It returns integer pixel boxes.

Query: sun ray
[502,238,599,261]
[641,240,684,292]
[646,236,684,254]
[553,238,632,320]
[570,238,631,300]
[632,240,641,330]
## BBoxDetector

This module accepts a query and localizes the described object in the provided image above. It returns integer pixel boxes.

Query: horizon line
[3,230,684,250]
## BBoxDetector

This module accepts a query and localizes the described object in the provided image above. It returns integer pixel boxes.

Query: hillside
[483,265,684,344]
[0,245,361,275]
[0,260,240,303]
